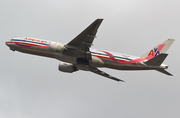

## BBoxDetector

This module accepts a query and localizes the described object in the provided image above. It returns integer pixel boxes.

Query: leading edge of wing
[67,19,103,47]
[89,67,124,82]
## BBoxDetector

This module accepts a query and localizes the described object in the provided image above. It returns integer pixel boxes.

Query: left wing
[89,67,124,82]
[63,19,103,59]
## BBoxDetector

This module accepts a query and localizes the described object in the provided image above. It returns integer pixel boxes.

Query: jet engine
[58,62,78,73]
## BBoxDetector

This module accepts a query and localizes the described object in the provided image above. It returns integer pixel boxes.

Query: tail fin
[140,39,175,60]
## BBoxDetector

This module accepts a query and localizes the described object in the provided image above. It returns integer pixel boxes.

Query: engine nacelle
[49,42,64,53]
[58,62,77,73]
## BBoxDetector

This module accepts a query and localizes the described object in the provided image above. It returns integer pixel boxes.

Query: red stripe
[91,54,128,62]
[14,42,49,48]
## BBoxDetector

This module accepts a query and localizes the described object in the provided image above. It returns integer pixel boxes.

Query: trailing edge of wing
[89,67,124,82]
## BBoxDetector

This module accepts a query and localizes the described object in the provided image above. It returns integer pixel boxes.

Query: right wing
[63,19,103,59]
[89,67,124,82]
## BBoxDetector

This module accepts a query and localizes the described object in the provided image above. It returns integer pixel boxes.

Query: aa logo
[148,48,160,57]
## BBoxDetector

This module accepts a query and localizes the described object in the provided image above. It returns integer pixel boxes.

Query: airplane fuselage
[6,37,167,71]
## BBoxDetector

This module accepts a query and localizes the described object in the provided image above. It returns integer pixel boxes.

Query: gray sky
[1,0,180,118]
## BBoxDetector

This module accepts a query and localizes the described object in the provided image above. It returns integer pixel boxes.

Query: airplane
[5,19,175,82]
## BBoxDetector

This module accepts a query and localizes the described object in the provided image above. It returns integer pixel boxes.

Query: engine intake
[58,62,77,73]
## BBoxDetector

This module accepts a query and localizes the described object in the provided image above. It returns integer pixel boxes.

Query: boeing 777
[5,19,174,82]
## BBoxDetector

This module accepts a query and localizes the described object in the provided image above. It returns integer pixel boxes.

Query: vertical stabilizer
[140,39,174,60]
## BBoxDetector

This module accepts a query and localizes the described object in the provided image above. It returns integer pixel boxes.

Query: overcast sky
[0,0,180,118]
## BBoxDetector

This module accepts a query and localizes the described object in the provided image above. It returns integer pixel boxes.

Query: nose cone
[6,40,16,51]
[5,39,13,46]
[6,39,13,47]
[5,41,10,46]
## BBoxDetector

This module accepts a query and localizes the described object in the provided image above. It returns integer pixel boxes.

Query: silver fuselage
[6,37,167,71]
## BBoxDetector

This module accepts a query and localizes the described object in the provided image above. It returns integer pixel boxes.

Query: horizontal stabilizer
[145,53,168,66]
[156,69,173,76]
